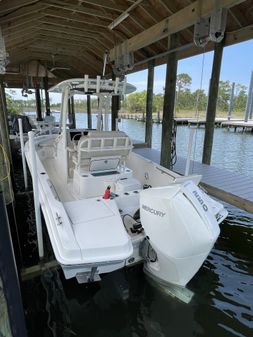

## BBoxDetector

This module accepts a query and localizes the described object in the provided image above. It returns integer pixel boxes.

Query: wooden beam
[0,2,49,23]
[43,8,109,27]
[38,16,106,32]
[145,60,155,148]
[0,0,38,15]
[2,14,44,31]
[110,0,246,61]
[226,24,253,45]
[202,41,224,165]
[45,0,115,20]
[79,0,125,12]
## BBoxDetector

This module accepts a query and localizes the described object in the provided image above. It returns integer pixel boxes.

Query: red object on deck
[103,186,111,199]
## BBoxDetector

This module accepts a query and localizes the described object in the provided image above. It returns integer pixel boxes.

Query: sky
[127,39,253,95]
[7,39,253,104]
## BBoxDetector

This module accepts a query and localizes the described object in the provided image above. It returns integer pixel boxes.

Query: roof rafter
[110,0,246,60]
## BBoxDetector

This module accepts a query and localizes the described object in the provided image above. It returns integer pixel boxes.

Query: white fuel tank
[140,181,224,287]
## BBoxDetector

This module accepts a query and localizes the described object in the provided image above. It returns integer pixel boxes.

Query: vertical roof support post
[228,81,235,120]
[244,71,253,122]
[43,76,51,116]
[87,95,92,129]
[111,74,120,131]
[0,192,28,337]
[111,95,120,131]
[145,60,155,148]
[0,82,13,168]
[70,95,76,129]
[160,34,178,169]
[202,40,224,165]
[35,87,42,121]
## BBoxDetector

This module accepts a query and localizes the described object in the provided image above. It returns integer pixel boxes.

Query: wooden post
[228,82,235,120]
[145,60,155,147]
[202,41,224,165]
[71,95,76,129]
[35,88,42,121]
[43,77,50,116]
[160,35,178,169]
[111,95,120,131]
[87,95,92,129]
[0,193,28,337]
[0,83,14,206]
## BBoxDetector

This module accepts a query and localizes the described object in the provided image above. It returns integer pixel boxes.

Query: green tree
[126,91,146,113]
[6,94,22,114]
[234,84,247,112]
[176,73,192,92]
[217,80,231,111]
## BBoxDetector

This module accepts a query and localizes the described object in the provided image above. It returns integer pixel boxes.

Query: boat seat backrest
[74,131,132,172]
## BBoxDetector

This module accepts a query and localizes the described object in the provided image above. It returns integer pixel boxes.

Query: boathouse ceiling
[0,0,253,88]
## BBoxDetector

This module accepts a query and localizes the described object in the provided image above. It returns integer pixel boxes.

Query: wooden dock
[133,147,253,214]
[221,120,253,132]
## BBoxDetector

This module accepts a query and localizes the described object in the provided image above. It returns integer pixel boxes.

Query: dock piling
[0,192,28,337]
[145,60,154,148]
[87,95,92,129]
[184,127,195,176]
[18,119,28,190]
[160,34,178,169]
[244,71,253,122]
[202,41,224,165]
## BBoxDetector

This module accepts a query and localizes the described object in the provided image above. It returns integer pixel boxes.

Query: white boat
[25,77,228,287]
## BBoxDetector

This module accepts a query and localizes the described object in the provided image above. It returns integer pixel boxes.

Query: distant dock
[134,147,253,214]
[221,120,253,132]
[120,114,253,132]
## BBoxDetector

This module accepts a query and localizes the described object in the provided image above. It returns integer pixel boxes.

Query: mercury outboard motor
[140,181,227,287]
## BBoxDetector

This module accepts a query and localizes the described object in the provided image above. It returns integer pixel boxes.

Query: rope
[0,144,10,182]
[192,47,206,174]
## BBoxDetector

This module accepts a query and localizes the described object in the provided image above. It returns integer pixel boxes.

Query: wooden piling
[145,60,155,148]
[111,95,120,131]
[70,95,76,129]
[87,95,92,129]
[43,77,50,116]
[35,88,42,121]
[202,41,224,165]
[0,83,14,205]
[160,35,178,169]
[0,193,28,337]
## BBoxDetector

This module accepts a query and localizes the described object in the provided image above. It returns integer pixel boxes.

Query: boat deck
[133,148,253,214]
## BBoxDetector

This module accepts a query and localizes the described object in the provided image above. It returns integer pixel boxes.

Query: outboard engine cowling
[140,181,227,287]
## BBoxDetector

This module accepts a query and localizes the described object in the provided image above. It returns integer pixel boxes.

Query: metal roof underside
[0,0,252,88]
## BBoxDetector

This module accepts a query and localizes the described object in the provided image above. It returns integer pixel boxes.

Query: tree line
[122,73,247,114]
[6,73,248,115]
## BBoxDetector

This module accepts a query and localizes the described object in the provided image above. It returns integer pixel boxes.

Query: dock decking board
[133,148,253,214]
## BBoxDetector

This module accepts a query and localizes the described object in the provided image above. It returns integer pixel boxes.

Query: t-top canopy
[49,76,136,96]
